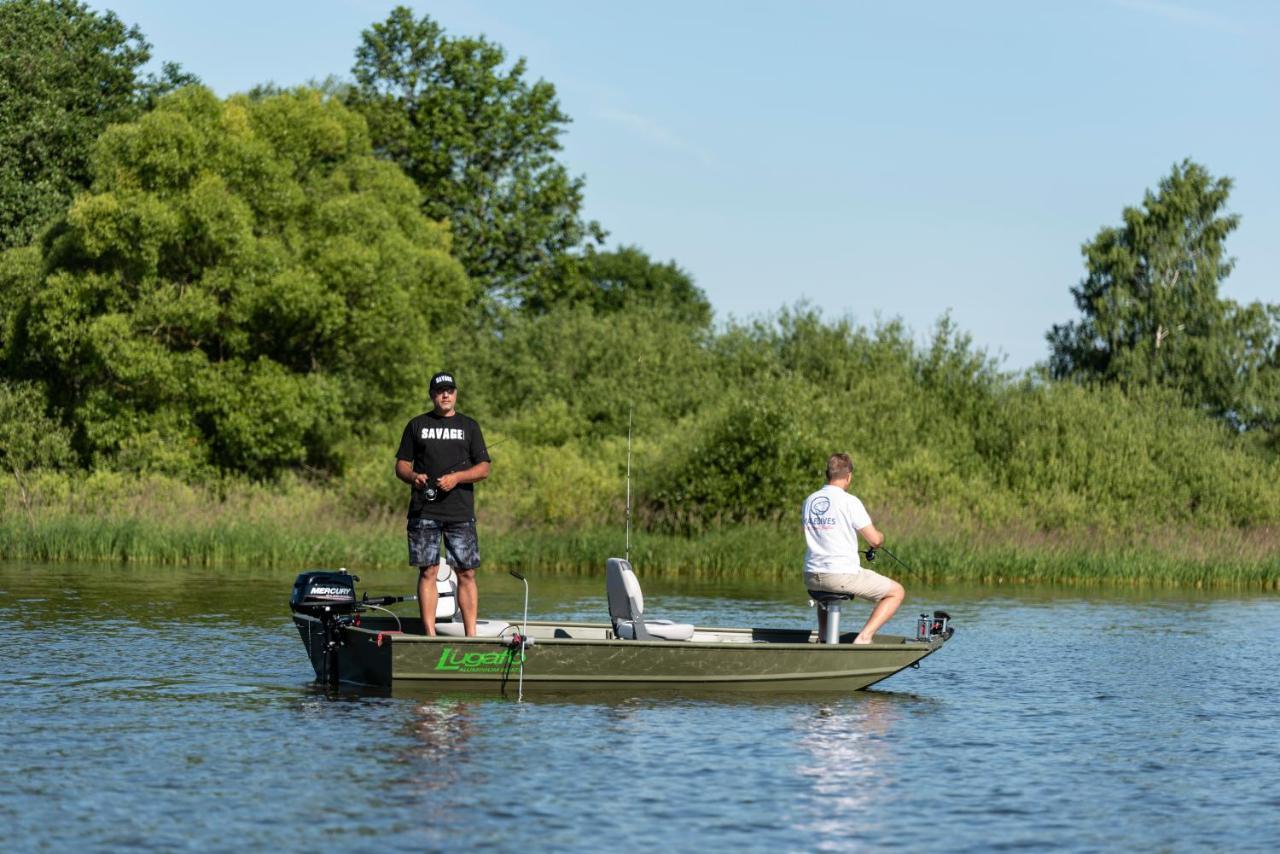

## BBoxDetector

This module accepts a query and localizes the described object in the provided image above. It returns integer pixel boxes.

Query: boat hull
[294,615,951,693]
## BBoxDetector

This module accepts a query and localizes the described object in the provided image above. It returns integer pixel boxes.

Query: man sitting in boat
[801,453,905,644]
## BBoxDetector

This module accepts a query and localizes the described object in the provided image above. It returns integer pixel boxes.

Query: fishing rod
[864,544,917,573]
[625,406,633,564]
[417,437,507,502]
[506,569,535,702]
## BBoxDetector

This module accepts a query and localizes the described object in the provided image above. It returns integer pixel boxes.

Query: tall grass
[2,471,1275,588]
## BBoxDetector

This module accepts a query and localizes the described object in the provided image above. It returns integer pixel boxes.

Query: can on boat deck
[916,614,931,640]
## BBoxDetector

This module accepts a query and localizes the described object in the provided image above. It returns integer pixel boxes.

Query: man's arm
[395,458,429,489]
[437,461,490,492]
[857,523,885,549]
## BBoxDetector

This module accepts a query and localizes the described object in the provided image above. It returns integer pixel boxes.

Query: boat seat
[807,590,855,645]
[435,620,511,638]
[808,590,855,605]
[606,557,695,641]
[431,563,510,637]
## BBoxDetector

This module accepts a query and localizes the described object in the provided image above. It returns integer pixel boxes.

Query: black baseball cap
[429,372,457,394]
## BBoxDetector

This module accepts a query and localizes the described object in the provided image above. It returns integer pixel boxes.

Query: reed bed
[3,468,1276,588]
[3,513,1276,590]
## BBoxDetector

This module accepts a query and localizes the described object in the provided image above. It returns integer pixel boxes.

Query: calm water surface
[1,561,1278,852]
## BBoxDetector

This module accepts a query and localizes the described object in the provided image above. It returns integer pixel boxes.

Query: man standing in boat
[801,453,904,644]
[396,371,490,636]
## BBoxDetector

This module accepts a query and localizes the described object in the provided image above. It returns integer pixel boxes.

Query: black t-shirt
[396,411,489,521]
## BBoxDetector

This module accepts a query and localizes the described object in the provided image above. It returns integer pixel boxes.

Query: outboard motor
[291,570,359,686]
[291,570,358,617]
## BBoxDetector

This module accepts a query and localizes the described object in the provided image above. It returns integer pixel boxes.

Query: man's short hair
[826,453,853,482]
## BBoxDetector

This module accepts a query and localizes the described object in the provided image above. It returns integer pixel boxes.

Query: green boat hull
[294,614,953,694]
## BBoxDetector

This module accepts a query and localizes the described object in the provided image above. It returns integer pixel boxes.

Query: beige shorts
[804,569,898,602]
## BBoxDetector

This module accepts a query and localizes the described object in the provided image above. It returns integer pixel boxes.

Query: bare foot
[853,634,874,645]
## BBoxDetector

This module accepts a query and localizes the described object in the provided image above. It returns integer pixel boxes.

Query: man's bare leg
[418,565,440,635]
[456,568,478,637]
[854,582,905,644]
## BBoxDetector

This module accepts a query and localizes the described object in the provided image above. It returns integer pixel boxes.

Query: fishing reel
[419,479,443,502]
[863,547,877,563]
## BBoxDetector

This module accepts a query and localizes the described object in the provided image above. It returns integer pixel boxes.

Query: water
[2,561,1278,851]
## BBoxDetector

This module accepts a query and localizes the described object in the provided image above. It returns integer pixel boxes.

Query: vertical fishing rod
[625,406,633,564]
[508,569,532,702]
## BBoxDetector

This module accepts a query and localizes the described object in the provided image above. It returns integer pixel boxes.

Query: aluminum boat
[290,558,954,694]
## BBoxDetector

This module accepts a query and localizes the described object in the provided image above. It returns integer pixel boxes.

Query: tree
[0,380,71,522]
[0,0,194,251]
[4,86,473,477]
[456,301,716,443]
[346,6,603,304]
[524,245,713,326]
[1047,159,1280,432]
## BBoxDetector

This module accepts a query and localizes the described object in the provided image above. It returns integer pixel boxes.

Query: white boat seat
[432,563,510,637]
[435,564,460,620]
[606,557,695,641]
[435,620,511,638]
[614,619,696,641]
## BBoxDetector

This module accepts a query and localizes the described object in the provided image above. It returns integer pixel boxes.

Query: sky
[96,0,1279,370]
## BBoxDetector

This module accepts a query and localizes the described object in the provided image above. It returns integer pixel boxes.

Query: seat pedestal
[808,591,855,644]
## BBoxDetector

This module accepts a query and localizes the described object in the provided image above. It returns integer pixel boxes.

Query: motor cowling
[290,570,359,618]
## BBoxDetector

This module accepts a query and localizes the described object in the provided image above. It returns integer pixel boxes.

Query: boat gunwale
[327,615,948,653]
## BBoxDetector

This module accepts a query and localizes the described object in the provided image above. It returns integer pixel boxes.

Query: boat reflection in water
[793,695,906,837]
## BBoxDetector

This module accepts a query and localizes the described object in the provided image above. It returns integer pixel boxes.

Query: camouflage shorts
[407,518,480,569]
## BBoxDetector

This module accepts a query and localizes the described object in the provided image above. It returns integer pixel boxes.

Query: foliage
[346,5,603,303]
[0,10,1275,585]
[455,302,717,442]
[0,244,40,363]
[0,380,71,520]
[632,305,1280,533]
[3,86,472,477]
[524,245,713,326]
[0,0,194,251]
[975,381,1280,528]
[644,384,833,530]
[1047,159,1280,434]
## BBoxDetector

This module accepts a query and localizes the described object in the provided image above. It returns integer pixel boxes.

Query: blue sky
[99,0,1278,369]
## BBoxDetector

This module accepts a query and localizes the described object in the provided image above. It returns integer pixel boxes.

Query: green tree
[525,246,713,326]
[346,6,603,303]
[0,380,71,522]
[0,0,194,251]
[457,302,716,444]
[1047,159,1280,431]
[5,86,472,477]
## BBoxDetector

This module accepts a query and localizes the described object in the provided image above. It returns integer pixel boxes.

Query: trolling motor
[915,610,954,642]
[290,570,411,686]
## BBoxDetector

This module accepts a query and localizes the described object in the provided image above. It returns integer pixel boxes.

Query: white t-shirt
[802,484,872,574]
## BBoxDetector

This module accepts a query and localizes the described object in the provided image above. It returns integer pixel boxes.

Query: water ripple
[1,563,1278,851]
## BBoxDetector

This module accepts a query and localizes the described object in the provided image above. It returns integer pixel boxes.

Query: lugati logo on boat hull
[434,646,522,673]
